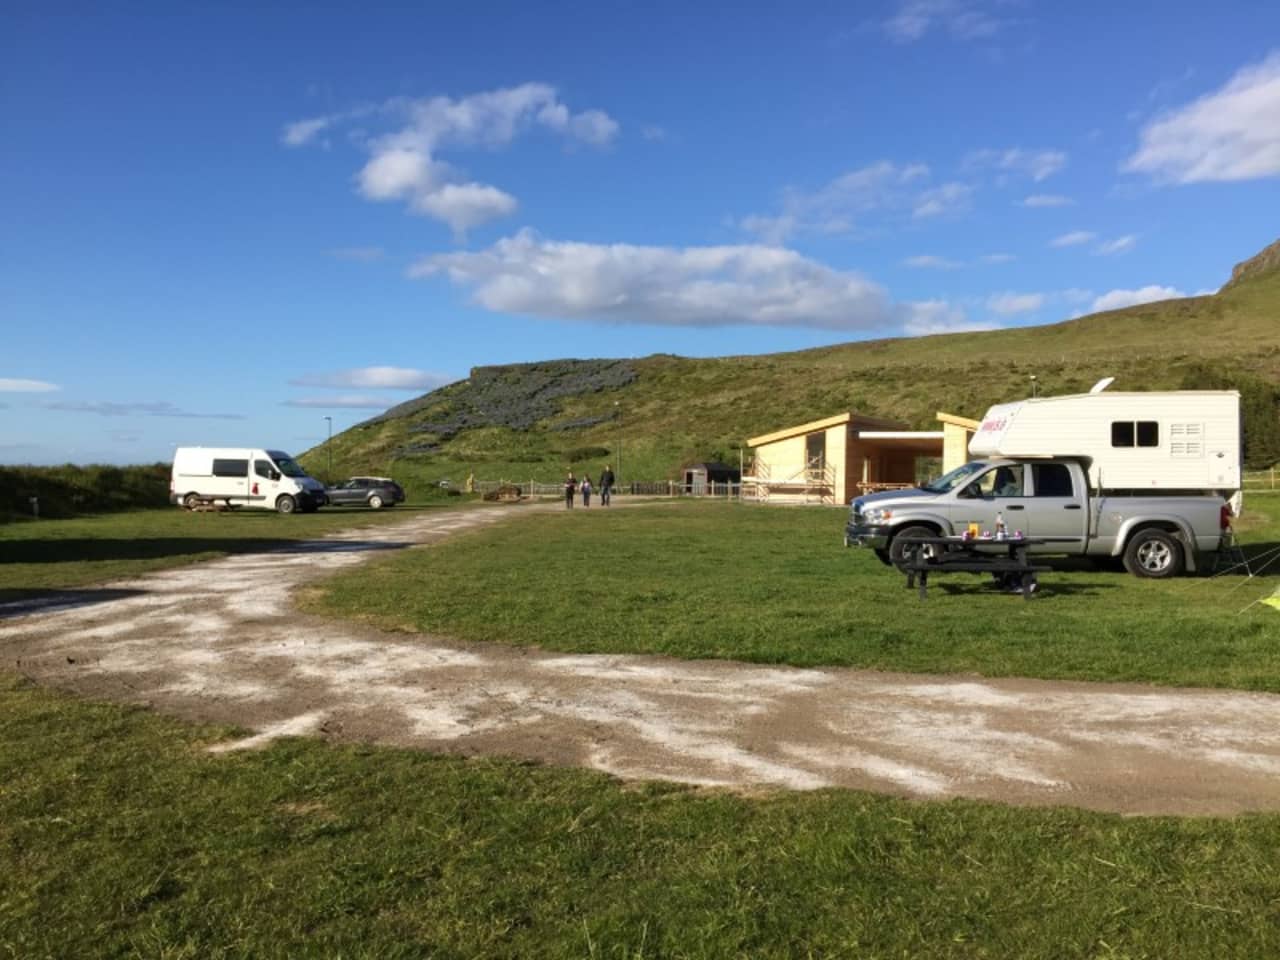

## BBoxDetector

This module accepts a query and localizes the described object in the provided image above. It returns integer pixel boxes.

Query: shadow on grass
[0,588,149,619]
[1,537,412,565]
[930,579,1120,599]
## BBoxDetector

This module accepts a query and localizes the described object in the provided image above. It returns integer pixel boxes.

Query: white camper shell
[171,447,327,514]
[968,390,1241,492]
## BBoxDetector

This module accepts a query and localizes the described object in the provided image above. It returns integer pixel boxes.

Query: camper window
[212,458,249,478]
[254,459,280,481]
[1110,421,1159,448]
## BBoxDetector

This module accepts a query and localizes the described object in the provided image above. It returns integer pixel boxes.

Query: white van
[170,447,327,514]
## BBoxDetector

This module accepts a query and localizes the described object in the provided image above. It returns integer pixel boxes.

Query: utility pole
[614,401,622,489]
[324,416,333,483]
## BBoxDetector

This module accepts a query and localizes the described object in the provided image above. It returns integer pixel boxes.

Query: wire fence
[472,480,744,499]
[1243,469,1279,492]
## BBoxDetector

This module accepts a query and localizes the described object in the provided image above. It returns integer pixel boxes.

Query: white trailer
[968,389,1241,493]
[170,447,327,514]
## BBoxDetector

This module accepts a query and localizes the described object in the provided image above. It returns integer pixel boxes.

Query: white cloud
[987,292,1045,315]
[967,147,1068,182]
[0,378,59,392]
[1125,53,1280,183]
[1022,193,1074,207]
[901,300,997,336]
[42,401,244,419]
[913,182,972,218]
[281,117,332,147]
[413,182,518,238]
[412,229,899,331]
[884,1,1004,43]
[1051,230,1096,248]
[903,254,960,269]
[1094,234,1137,256]
[739,161,936,242]
[980,252,1016,264]
[284,83,618,236]
[282,395,397,410]
[327,246,384,262]
[1090,285,1186,312]
[641,124,668,142]
[290,366,454,391]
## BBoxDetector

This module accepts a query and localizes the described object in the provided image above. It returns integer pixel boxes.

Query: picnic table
[898,536,1051,600]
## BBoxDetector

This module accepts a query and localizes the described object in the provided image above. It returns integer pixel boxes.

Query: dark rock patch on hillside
[365,359,637,444]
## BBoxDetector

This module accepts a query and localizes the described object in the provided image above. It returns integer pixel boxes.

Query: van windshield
[920,461,987,494]
[270,456,308,479]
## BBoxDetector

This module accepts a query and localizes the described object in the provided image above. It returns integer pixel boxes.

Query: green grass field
[303,497,1280,691]
[0,502,469,603]
[4,497,1280,956]
[4,673,1280,959]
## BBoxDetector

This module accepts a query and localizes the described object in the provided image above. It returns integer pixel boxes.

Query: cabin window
[1110,421,1159,448]
[211,459,249,478]
[805,431,826,468]
[254,460,274,479]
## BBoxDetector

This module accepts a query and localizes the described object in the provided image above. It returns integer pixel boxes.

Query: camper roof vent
[1089,376,1116,394]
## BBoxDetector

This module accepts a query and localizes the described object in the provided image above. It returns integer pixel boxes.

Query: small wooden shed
[681,462,741,494]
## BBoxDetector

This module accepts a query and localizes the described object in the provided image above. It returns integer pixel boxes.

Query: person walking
[599,464,615,506]
[581,474,592,507]
[564,472,577,509]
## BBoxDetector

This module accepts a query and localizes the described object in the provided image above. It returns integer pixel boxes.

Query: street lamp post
[614,401,622,492]
[324,416,333,483]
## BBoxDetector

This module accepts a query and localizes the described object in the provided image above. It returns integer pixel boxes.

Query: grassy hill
[302,242,1280,490]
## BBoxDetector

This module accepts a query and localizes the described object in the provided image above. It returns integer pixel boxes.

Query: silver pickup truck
[844,458,1231,578]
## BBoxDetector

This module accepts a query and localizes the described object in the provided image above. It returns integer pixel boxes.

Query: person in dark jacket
[599,464,615,506]
[581,474,592,507]
[564,472,577,509]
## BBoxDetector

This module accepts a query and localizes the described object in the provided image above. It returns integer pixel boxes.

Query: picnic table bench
[898,536,1051,600]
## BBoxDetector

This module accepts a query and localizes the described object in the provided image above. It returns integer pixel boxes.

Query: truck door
[950,464,1029,536]
[1025,462,1088,550]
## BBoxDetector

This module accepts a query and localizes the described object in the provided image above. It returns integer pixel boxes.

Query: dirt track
[3,503,1279,816]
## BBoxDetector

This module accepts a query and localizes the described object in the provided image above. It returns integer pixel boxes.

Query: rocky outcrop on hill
[1221,238,1280,291]
[363,358,637,440]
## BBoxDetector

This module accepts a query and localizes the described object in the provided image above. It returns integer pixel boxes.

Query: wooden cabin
[744,411,978,504]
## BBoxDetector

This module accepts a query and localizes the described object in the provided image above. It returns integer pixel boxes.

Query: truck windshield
[270,456,308,479]
[920,461,987,494]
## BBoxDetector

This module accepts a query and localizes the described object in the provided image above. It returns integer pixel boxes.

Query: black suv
[324,476,406,509]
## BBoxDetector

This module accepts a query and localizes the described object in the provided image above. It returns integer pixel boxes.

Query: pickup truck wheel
[276,494,297,515]
[368,494,384,509]
[1123,529,1183,578]
[889,524,939,572]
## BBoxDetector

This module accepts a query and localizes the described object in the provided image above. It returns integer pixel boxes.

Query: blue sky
[3,1,1279,465]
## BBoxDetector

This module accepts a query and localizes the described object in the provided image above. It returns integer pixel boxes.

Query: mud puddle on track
[3,502,1279,816]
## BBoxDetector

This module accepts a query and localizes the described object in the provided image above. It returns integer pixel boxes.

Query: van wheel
[1123,529,1183,578]
[276,495,297,515]
[368,494,384,509]
[889,524,939,572]
[183,493,201,510]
